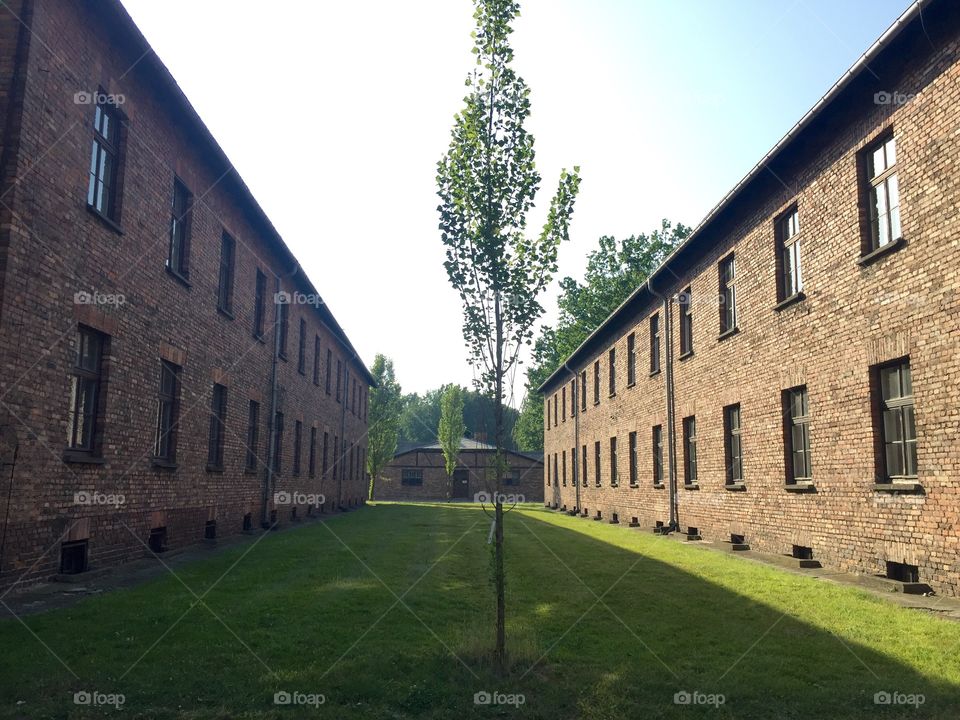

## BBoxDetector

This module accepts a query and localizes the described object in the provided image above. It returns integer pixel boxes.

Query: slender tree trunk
[493,292,506,674]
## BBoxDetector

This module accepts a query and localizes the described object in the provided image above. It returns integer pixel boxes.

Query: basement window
[60,540,88,575]
[242,513,252,532]
[149,527,167,554]
[730,533,745,545]
[291,507,298,521]
[687,526,699,537]
[886,561,919,583]
[595,510,602,520]
[792,545,814,560]
[204,520,217,540]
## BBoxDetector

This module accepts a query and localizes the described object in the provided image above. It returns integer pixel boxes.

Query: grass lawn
[1,503,958,719]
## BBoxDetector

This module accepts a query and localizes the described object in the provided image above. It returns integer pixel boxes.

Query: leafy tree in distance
[365,354,403,500]
[512,391,543,452]
[437,0,581,671]
[398,388,520,449]
[438,384,466,476]
[518,220,692,441]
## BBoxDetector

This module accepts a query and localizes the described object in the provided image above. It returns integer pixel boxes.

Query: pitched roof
[393,438,543,463]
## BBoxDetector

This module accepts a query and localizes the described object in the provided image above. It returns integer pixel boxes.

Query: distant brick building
[378,439,543,503]
[542,0,960,596]
[0,0,374,588]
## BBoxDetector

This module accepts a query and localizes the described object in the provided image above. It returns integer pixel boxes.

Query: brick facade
[0,0,373,588]
[378,441,543,503]
[542,1,960,596]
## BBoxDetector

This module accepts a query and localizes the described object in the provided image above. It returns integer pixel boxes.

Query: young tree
[438,384,466,476]
[365,354,403,500]
[437,0,580,670]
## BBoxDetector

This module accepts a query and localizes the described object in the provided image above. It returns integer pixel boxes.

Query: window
[273,412,285,473]
[332,435,338,480]
[647,314,660,375]
[546,397,551,430]
[679,288,693,355]
[348,443,354,481]
[66,327,106,454]
[593,361,600,404]
[562,450,567,486]
[608,348,616,396]
[207,384,228,470]
[570,378,576,417]
[245,400,260,471]
[313,337,321,385]
[154,360,180,462]
[609,437,618,486]
[571,447,577,485]
[297,319,306,374]
[217,232,236,315]
[278,300,289,359]
[322,432,329,477]
[628,431,637,486]
[253,270,267,339]
[353,379,357,415]
[594,441,601,487]
[86,100,122,221]
[553,394,558,426]
[552,453,558,485]
[293,420,303,475]
[581,444,588,486]
[627,333,636,386]
[876,359,916,480]
[546,454,551,485]
[167,179,191,279]
[776,207,802,301]
[863,134,901,252]
[325,349,332,394]
[561,387,566,422]
[336,359,342,402]
[402,469,423,486]
[724,404,742,485]
[682,416,697,485]
[580,370,587,411]
[719,254,737,334]
[652,425,663,486]
[782,387,812,484]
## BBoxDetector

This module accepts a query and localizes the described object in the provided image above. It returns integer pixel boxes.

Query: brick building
[378,439,543,503]
[541,0,960,596]
[0,0,374,588]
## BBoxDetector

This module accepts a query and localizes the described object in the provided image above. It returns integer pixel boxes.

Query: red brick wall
[378,449,543,503]
[544,10,960,595]
[0,0,371,587]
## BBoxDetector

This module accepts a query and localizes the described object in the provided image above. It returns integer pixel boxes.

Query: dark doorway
[451,467,469,499]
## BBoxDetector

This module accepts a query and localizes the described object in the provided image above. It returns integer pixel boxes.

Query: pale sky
[120,0,911,403]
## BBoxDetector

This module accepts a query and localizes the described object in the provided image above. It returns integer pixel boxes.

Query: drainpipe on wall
[262,264,300,528]
[563,361,580,513]
[337,365,347,510]
[647,277,679,532]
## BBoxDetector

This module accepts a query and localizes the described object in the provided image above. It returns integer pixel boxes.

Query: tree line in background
[398,386,520,450]
[511,219,692,452]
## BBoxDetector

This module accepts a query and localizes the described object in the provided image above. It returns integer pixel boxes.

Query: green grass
[1,503,958,718]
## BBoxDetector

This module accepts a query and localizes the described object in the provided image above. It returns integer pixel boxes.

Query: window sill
[278,353,288,362]
[164,265,191,289]
[626,381,636,389]
[857,235,905,266]
[653,482,665,490]
[649,368,661,378]
[205,463,224,473]
[62,451,105,465]
[244,467,258,475]
[725,482,747,491]
[86,204,123,235]
[683,482,699,490]
[717,326,740,342]
[774,291,805,312]
[608,392,617,399]
[629,482,639,488]
[679,350,694,361]
[151,458,178,470]
[217,306,235,321]
[253,333,266,344]
[785,481,816,493]
[874,481,923,494]
[593,401,600,406]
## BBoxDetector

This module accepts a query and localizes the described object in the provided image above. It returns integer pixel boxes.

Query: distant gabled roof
[393,438,543,463]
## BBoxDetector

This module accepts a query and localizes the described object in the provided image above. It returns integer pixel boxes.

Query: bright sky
[120,0,912,403]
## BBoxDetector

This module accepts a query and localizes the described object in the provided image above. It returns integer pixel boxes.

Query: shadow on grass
[0,503,956,719]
